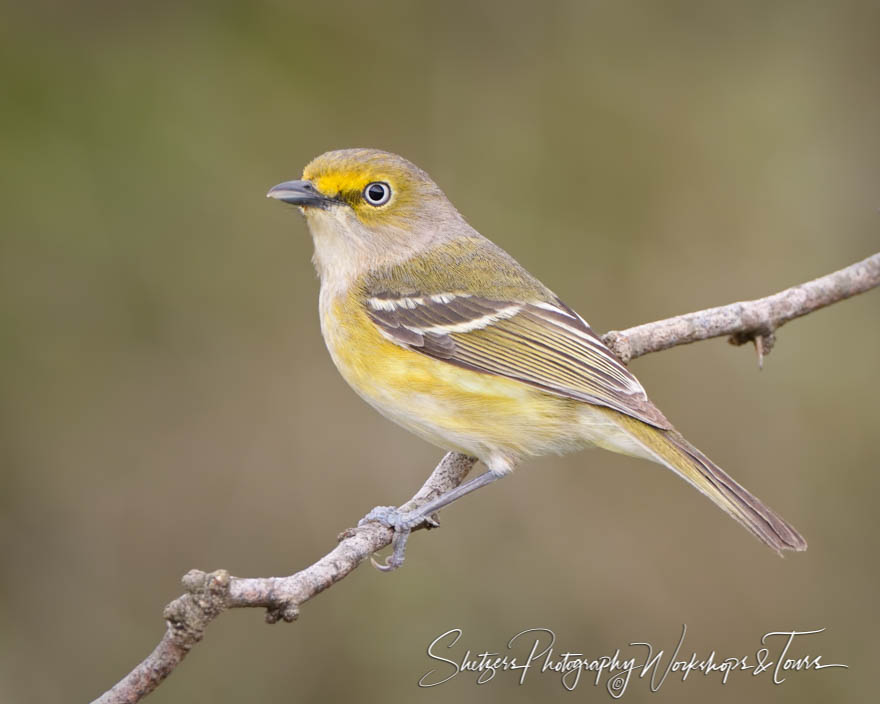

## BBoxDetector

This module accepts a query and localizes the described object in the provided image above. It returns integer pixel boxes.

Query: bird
[267,148,806,570]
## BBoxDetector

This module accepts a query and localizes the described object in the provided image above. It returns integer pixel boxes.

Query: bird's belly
[320,291,592,463]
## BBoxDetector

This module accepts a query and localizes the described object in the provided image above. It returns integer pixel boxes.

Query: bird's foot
[358,505,440,571]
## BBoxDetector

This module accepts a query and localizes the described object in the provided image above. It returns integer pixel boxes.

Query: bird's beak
[266,179,332,208]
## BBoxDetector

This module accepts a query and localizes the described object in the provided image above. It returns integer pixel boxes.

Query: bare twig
[90,252,879,704]
[91,451,478,704]
[602,252,879,364]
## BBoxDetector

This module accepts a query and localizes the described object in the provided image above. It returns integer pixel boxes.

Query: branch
[91,451,478,704]
[90,252,879,704]
[602,252,880,365]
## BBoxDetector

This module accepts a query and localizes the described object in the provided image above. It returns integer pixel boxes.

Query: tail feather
[617,416,807,554]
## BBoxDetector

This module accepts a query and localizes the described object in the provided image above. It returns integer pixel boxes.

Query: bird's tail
[615,414,807,554]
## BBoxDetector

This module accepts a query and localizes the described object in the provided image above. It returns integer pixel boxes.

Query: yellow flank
[321,288,589,464]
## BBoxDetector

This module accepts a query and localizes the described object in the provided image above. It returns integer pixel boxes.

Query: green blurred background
[1,1,878,702]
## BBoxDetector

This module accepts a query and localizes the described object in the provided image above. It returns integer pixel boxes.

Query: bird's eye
[363,182,392,206]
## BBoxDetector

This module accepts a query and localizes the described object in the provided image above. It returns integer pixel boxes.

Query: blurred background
[1,1,878,702]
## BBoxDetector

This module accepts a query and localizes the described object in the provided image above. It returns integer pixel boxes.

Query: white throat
[305,207,372,299]
[304,205,439,301]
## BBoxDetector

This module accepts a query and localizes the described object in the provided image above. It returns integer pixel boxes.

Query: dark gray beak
[266,179,332,208]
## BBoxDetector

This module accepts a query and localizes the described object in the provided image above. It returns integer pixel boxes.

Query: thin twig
[90,252,879,704]
[602,252,879,364]
[91,451,478,704]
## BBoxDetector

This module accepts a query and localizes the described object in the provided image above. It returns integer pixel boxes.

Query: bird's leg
[359,469,506,571]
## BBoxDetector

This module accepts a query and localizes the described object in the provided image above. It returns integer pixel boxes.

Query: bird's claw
[358,505,439,571]
[358,505,434,532]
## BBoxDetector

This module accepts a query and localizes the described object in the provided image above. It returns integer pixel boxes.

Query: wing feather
[365,292,670,429]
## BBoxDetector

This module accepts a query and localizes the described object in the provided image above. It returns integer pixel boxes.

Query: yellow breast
[319,288,587,463]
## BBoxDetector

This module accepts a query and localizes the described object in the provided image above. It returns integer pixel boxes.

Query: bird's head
[268,148,455,226]
[268,148,468,283]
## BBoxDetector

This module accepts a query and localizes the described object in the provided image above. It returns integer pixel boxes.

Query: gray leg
[359,469,505,571]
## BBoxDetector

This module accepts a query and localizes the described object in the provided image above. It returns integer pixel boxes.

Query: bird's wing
[364,290,671,429]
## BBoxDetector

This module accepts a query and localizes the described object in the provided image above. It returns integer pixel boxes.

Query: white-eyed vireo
[268,148,806,570]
